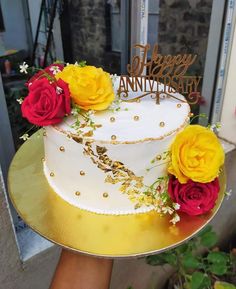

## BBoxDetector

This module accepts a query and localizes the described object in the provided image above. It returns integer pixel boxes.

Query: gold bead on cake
[110,117,116,123]
[50,172,54,177]
[80,170,85,176]
[59,146,65,152]
[43,131,47,137]
[103,192,109,198]
[111,135,117,140]
[133,115,140,121]
[159,121,165,127]
[156,155,162,161]
[41,157,45,162]
[177,104,182,108]
[75,191,81,196]
[189,112,194,117]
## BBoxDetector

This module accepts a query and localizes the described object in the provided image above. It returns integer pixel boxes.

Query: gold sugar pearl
[80,170,85,176]
[103,192,109,198]
[75,191,81,196]
[134,115,140,121]
[50,172,55,177]
[156,155,162,161]
[189,112,194,117]
[59,146,65,152]
[110,117,116,123]
[159,121,165,127]
[136,98,141,103]
[41,157,45,162]
[157,185,161,191]
[177,103,182,108]
[43,131,47,137]
[111,135,117,140]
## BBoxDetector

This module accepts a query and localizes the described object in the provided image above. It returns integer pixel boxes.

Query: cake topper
[118,43,202,104]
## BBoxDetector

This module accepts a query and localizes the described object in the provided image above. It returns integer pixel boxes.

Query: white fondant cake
[43,79,190,215]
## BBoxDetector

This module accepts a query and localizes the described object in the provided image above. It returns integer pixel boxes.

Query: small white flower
[162,206,174,215]
[170,214,180,225]
[56,86,63,94]
[156,207,161,213]
[110,73,119,85]
[49,66,61,75]
[74,61,79,66]
[87,110,94,116]
[209,124,216,131]
[66,63,70,66]
[225,189,232,200]
[71,108,78,116]
[20,133,29,141]
[16,98,24,104]
[173,203,180,210]
[19,62,29,74]
[210,122,221,133]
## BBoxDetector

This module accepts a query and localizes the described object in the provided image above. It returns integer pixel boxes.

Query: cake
[20,62,225,223]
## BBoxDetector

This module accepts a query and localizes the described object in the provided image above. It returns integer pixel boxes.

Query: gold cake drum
[8,130,226,258]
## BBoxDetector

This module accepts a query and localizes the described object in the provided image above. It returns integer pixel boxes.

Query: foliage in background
[146,226,236,289]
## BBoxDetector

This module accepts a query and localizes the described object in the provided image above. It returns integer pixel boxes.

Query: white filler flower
[19,62,29,74]
[20,133,29,141]
[49,66,61,75]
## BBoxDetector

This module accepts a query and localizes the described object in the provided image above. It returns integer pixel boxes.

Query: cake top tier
[54,78,190,144]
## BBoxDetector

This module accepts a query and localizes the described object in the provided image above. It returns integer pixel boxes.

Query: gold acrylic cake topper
[118,44,202,104]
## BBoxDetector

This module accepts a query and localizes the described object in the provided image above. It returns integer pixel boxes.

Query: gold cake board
[8,130,226,258]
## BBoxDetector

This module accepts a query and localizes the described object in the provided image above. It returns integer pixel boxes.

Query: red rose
[26,63,64,87]
[21,78,71,126]
[168,176,220,216]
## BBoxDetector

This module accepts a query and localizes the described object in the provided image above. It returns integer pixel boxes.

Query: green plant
[146,226,236,289]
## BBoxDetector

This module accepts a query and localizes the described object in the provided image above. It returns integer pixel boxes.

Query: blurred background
[0,1,235,289]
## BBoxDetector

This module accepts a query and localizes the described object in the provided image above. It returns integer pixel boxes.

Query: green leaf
[207,252,229,276]
[207,252,229,264]
[190,272,211,289]
[162,252,177,266]
[146,254,167,266]
[78,60,87,67]
[214,281,236,289]
[209,263,228,276]
[146,251,177,266]
[197,225,213,237]
[176,243,189,254]
[200,231,218,248]
[182,253,200,269]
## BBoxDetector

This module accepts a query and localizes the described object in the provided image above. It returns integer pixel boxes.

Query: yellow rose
[168,125,224,184]
[56,65,115,110]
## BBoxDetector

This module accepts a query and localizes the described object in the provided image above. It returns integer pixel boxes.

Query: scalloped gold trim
[52,104,190,145]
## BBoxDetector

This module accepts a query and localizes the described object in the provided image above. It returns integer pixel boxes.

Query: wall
[1,0,29,51]
[158,0,213,75]
[65,0,120,73]
[0,165,60,289]
[27,0,64,61]
[219,21,236,144]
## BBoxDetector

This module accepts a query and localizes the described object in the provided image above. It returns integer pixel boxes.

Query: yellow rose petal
[168,125,224,183]
[56,65,115,111]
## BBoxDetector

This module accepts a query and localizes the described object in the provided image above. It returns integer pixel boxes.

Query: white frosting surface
[57,80,190,143]
[43,78,190,215]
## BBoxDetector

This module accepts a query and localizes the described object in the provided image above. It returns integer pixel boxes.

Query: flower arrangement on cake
[18,61,225,224]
